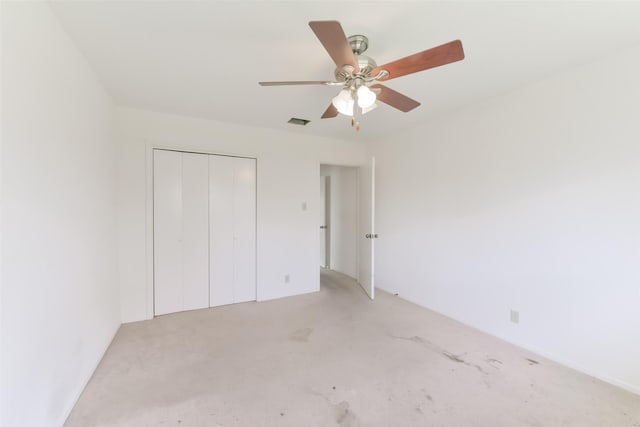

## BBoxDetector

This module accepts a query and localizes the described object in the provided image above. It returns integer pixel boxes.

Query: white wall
[371,45,640,394]
[0,3,120,426]
[320,165,358,278]
[116,107,367,322]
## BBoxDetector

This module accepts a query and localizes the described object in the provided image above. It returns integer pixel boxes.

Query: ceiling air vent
[288,117,310,126]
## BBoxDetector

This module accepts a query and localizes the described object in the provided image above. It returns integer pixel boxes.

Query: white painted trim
[370,156,375,300]
[315,161,322,293]
[144,140,259,320]
[145,143,154,320]
[355,166,361,285]
[254,158,259,302]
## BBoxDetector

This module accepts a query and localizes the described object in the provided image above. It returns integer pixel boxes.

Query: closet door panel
[181,152,210,311]
[153,150,183,316]
[233,157,257,303]
[209,155,235,307]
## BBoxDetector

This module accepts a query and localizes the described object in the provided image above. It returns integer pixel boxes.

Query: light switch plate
[510,310,519,324]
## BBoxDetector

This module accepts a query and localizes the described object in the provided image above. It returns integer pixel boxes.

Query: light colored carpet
[65,269,640,426]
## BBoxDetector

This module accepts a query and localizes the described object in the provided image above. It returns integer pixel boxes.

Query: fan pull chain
[351,114,361,132]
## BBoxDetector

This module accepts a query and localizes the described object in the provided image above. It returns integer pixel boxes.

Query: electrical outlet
[284,274,290,283]
[510,310,519,324]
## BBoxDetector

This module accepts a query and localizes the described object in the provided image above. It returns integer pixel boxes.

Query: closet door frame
[146,144,258,320]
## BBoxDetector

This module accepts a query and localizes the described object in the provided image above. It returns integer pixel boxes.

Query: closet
[153,149,256,316]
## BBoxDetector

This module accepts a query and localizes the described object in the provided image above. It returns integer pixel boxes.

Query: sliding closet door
[209,155,235,307]
[154,150,183,315]
[233,158,257,303]
[181,153,210,310]
[154,149,209,316]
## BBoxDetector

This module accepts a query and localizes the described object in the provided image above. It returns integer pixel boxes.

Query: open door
[358,157,375,299]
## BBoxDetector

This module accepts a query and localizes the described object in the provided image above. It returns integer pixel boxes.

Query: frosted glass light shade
[357,85,376,108]
[332,89,354,116]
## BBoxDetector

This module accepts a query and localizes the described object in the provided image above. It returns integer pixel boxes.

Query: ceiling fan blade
[309,21,359,72]
[259,80,339,86]
[321,103,338,119]
[372,40,464,81]
[372,84,421,112]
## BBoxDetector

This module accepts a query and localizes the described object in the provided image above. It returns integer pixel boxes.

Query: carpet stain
[333,401,356,426]
[289,327,313,342]
[443,351,465,363]
[391,334,488,374]
[486,358,503,370]
[307,388,357,425]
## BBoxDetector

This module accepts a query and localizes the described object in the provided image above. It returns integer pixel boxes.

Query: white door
[358,157,375,299]
[209,155,257,307]
[154,150,209,315]
[319,176,329,268]
[232,157,257,303]
[155,151,257,314]
[154,150,182,315]
[181,153,210,310]
[209,155,235,307]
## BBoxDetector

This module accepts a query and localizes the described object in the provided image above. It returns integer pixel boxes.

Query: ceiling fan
[259,20,465,129]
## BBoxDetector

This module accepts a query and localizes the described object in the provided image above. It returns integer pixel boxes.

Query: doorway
[319,165,359,279]
[320,157,376,300]
[320,175,330,269]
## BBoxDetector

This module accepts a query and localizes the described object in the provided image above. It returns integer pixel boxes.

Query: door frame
[145,142,258,320]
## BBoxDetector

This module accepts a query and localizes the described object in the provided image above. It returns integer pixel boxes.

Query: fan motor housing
[334,35,378,82]
[334,56,378,81]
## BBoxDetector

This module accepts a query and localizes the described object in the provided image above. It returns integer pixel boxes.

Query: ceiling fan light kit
[259,20,465,130]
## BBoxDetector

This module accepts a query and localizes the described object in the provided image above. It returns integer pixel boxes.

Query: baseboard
[57,322,121,427]
[257,286,320,303]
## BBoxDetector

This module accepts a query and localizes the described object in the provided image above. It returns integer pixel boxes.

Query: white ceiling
[50,1,640,141]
